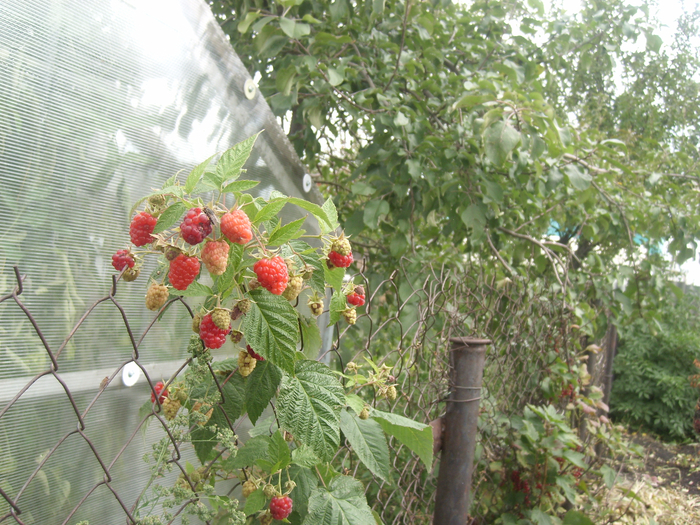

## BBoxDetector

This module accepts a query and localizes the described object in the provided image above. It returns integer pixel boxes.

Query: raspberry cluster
[180,207,212,245]
[112,249,134,271]
[220,209,252,245]
[254,257,289,295]
[145,283,169,311]
[238,350,257,377]
[199,313,228,349]
[347,286,366,306]
[269,495,293,520]
[328,250,353,268]
[169,254,200,290]
[151,381,168,404]
[201,240,229,276]
[130,212,157,246]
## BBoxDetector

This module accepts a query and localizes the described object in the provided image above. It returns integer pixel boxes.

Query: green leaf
[288,465,319,515]
[460,202,486,231]
[191,425,217,463]
[562,510,595,525]
[255,198,288,224]
[292,445,321,468]
[231,435,272,469]
[243,289,300,374]
[324,266,346,292]
[279,18,311,39]
[221,179,260,194]
[269,216,307,246]
[244,488,267,515]
[169,281,212,297]
[371,410,433,468]
[153,202,187,234]
[213,374,247,425]
[484,121,520,166]
[263,430,292,471]
[185,153,217,193]
[344,394,365,416]
[299,315,323,359]
[288,198,333,232]
[646,33,663,53]
[363,199,390,229]
[561,449,586,469]
[600,464,617,488]
[339,410,391,482]
[564,164,592,191]
[530,509,553,525]
[328,67,345,87]
[303,476,375,525]
[215,132,261,186]
[245,360,282,425]
[238,11,261,33]
[328,290,347,326]
[321,197,340,232]
[285,240,325,294]
[278,360,345,461]
[350,182,376,196]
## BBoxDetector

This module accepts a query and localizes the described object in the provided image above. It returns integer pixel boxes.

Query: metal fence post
[433,337,490,525]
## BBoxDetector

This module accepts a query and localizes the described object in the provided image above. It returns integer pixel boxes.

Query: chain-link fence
[1,257,606,524]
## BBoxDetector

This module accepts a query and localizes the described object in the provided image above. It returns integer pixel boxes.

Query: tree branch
[383,0,411,91]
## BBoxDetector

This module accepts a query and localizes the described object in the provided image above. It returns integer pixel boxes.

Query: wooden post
[433,337,490,525]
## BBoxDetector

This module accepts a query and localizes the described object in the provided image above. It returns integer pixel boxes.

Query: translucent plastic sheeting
[0,0,322,522]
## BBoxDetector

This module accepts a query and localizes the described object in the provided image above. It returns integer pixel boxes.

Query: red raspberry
[168,254,200,290]
[112,249,135,271]
[180,207,212,245]
[151,381,169,403]
[347,292,365,306]
[201,240,230,276]
[269,495,293,520]
[199,313,228,349]
[328,250,353,268]
[247,345,265,361]
[253,257,289,295]
[130,212,157,246]
[220,209,252,245]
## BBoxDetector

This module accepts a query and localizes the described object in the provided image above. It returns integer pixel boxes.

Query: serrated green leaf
[339,410,391,482]
[254,198,288,224]
[371,410,433,468]
[561,449,586,468]
[292,445,320,468]
[169,281,212,297]
[244,487,266,515]
[303,476,375,525]
[245,360,282,425]
[185,153,217,193]
[324,266,345,292]
[214,374,246,425]
[221,179,260,194]
[231,435,272,469]
[299,315,322,359]
[288,198,333,232]
[215,132,261,186]
[153,202,187,233]
[344,394,365,416]
[600,464,616,488]
[484,121,520,166]
[530,509,553,525]
[328,291,346,326]
[278,360,345,461]
[263,430,292,472]
[287,465,319,515]
[363,199,390,230]
[269,216,307,246]
[191,425,217,463]
[243,289,299,374]
[321,198,339,231]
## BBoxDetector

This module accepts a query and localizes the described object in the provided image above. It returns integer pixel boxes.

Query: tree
[208,0,700,336]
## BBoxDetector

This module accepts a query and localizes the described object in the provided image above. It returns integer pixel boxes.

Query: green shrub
[610,292,700,440]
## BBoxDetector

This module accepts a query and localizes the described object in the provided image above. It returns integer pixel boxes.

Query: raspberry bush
[114,134,432,525]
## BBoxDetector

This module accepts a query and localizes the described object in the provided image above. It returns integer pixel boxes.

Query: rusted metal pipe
[433,337,490,525]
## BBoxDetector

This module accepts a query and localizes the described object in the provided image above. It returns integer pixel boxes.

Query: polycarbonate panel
[0,0,321,522]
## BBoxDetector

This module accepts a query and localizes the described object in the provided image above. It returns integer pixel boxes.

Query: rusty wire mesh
[0,257,595,525]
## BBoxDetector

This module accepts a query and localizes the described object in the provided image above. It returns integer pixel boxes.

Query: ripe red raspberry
[247,345,265,361]
[253,257,289,295]
[328,250,353,268]
[112,249,135,271]
[347,292,365,306]
[220,209,252,245]
[201,240,229,276]
[180,207,212,245]
[168,254,200,290]
[269,495,293,520]
[151,381,169,403]
[130,212,157,246]
[199,313,228,349]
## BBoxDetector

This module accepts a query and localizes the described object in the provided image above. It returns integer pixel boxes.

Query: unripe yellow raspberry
[145,283,169,311]
[282,275,304,302]
[263,483,278,498]
[342,307,357,325]
[359,407,370,420]
[162,397,181,420]
[242,480,257,498]
[238,350,257,377]
[211,308,231,331]
[387,385,397,401]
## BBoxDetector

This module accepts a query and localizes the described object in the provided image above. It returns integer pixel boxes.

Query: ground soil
[625,430,700,495]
